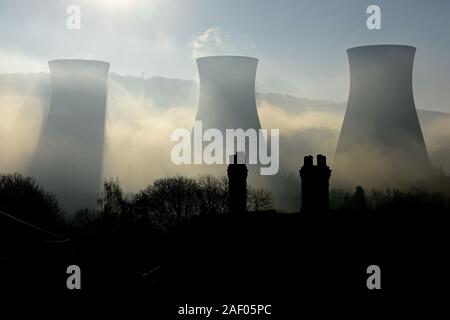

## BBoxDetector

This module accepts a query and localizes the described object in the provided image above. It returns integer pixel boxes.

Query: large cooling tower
[195,55,261,131]
[194,56,262,165]
[333,45,430,188]
[30,59,110,212]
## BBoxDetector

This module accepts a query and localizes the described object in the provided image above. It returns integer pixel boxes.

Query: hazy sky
[2,0,450,111]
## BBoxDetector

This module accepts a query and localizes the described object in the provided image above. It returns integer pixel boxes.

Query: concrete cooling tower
[194,56,262,166]
[333,45,430,189]
[195,55,261,132]
[30,59,110,212]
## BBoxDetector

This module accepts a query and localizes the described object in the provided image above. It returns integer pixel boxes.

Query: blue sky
[1,0,450,110]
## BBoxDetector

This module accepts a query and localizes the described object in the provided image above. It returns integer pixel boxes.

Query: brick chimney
[299,154,331,213]
[227,152,248,213]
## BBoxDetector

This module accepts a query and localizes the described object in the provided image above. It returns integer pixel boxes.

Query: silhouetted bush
[367,188,449,215]
[0,172,64,231]
[196,175,229,216]
[132,175,231,228]
[331,185,450,215]
[71,175,232,237]
[247,186,273,211]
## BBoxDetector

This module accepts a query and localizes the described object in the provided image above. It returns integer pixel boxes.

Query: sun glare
[90,0,139,8]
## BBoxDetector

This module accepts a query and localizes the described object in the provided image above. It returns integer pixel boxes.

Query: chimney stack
[227,152,248,213]
[299,154,331,213]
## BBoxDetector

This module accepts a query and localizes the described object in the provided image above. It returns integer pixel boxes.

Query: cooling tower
[30,59,110,212]
[195,55,261,132]
[333,45,430,188]
[194,56,261,161]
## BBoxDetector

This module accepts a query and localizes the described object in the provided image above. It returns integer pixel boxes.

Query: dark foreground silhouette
[0,170,449,315]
